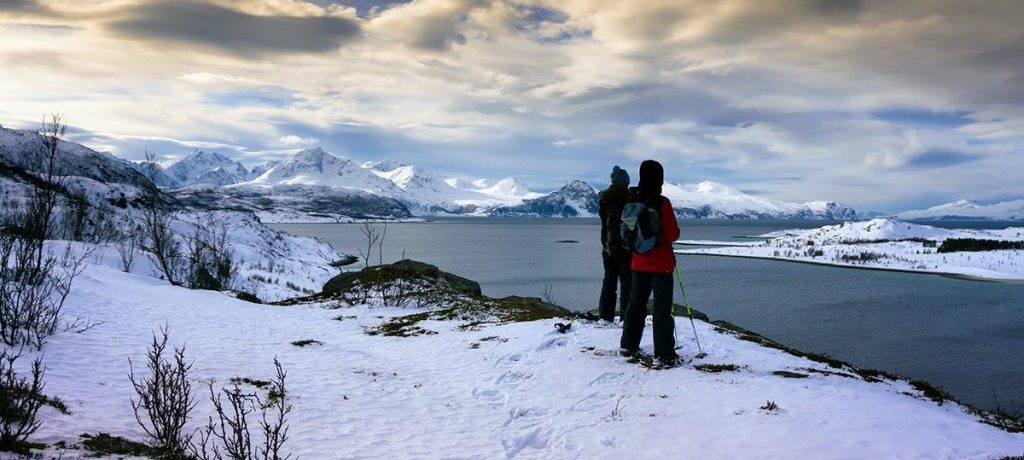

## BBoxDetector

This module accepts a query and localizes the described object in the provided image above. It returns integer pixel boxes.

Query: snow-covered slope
[664,181,858,220]
[897,199,1024,221]
[17,257,1024,458]
[494,180,599,217]
[163,150,250,187]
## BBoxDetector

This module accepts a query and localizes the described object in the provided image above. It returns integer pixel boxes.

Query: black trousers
[620,271,675,359]
[598,252,631,322]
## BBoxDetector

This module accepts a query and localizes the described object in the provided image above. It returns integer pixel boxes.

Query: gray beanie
[610,165,630,188]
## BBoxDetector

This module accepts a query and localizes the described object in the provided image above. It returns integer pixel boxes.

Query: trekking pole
[674,264,707,359]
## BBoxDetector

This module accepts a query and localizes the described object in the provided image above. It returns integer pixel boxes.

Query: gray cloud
[106,0,361,56]
[905,149,979,169]
[0,0,57,16]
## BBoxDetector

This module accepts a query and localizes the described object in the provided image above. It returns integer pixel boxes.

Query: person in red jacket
[619,159,681,366]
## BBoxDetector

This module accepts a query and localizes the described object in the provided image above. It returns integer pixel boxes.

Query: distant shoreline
[675,250,1024,284]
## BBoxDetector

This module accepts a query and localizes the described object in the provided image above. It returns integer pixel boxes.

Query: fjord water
[272,218,1024,412]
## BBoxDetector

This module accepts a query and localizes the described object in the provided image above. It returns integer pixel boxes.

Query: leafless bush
[357,221,382,269]
[0,212,89,349]
[189,358,292,460]
[58,189,89,242]
[184,217,237,292]
[128,325,196,457]
[0,350,45,452]
[140,150,184,286]
[115,224,141,273]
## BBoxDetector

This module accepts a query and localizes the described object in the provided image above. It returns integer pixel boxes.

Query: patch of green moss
[0,440,46,456]
[694,363,742,373]
[910,379,955,405]
[772,370,809,379]
[322,260,482,298]
[290,339,324,347]
[230,377,272,389]
[235,291,262,304]
[79,433,173,459]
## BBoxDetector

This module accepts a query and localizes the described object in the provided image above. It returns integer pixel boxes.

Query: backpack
[620,198,662,254]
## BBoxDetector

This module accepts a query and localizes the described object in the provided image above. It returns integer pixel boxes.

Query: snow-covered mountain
[663,181,857,220]
[165,150,250,187]
[494,180,598,217]
[0,126,859,221]
[247,160,279,179]
[241,147,401,195]
[131,161,178,187]
[0,125,153,191]
[896,199,1024,221]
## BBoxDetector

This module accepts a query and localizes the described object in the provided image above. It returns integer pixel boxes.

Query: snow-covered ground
[9,253,1024,459]
[676,219,1024,281]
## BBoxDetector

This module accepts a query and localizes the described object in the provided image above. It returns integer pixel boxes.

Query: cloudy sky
[1,0,1022,212]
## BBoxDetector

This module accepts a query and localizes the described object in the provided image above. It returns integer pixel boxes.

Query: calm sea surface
[271,218,1024,412]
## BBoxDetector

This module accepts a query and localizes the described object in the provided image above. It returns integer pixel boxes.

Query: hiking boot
[654,355,681,368]
[618,348,637,358]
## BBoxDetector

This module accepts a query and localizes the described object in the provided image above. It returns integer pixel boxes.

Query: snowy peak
[166,150,249,187]
[482,177,533,197]
[897,199,1024,221]
[240,147,400,196]
[362,159,408,172]
[694,180,739,195]
[494,180,598,217]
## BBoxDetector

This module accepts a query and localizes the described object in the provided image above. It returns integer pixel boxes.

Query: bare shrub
[0,350,45,453]
[189,358,292,460]
[357,221,381,269]
[115,225,141,273]
[184,217,236,292]
[128,325,196,457]
[139,150,184,286]
[0,209,89,349]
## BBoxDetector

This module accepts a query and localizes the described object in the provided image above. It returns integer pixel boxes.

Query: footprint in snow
[495,370,533,387]
[588,371,628,387]
[535,336,568,351]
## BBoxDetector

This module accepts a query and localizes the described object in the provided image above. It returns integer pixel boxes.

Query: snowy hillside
[677,218,1024,281]
[664,181,858,220]
[897,199,1024,221]
[0,125,153,190]
[14,257,1024,458]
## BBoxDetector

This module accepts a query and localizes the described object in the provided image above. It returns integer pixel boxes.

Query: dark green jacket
[599,185,630,256]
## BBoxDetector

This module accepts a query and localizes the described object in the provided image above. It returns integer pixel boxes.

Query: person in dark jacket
[598,165,632,323]
[620,159,681,366]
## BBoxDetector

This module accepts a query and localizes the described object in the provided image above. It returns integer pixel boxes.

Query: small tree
[115,225,140,273]
[357,221,381,269]
[183,217,236,291]
[139,150,184,285]
[0,350,45,453]
[129,325,196,457]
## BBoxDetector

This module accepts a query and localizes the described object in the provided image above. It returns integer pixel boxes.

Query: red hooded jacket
[630,197,679,273]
